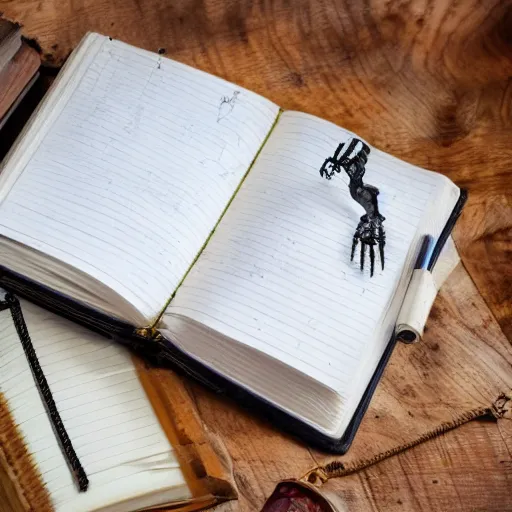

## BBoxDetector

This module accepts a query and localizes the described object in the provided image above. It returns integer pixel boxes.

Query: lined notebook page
[0,33,279,323]
[166,112,457,394]
[0,296,189,512]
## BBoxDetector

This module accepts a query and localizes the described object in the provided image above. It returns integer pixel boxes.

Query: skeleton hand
[351,213,386,277]
[319,138,386,277]
[319,158,337,180]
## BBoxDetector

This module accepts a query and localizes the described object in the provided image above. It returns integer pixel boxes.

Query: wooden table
[1,0,511,509]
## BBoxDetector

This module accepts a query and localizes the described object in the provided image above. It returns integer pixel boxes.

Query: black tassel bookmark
[2,293,89,492]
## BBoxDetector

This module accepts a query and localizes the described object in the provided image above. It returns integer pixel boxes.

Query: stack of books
[0,19,40,129]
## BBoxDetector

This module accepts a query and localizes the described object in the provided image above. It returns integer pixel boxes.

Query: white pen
[396,235,435,343]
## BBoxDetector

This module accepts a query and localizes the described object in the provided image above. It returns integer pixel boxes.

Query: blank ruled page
[0,33,279,323]
[165,112,456,394]
[0,296,189,512]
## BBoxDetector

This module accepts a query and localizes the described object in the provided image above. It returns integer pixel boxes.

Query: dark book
[0,42,40,127]
[0,19,21,72]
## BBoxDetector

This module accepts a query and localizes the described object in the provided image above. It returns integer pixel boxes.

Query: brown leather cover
[0,43,39,121]
[133,358,238,508]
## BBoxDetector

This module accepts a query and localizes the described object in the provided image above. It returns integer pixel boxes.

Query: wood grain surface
[219,417,512,512]
[1,0,511,510]
[312,417,512,512]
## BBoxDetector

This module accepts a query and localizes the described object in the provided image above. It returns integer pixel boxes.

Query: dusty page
[165,111,459,435]
[0,33,279,323]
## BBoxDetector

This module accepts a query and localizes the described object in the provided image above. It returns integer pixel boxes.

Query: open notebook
[0,33,466,451]
[0,292,235,512]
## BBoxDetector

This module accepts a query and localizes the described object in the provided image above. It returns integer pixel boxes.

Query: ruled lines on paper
[0,35,279,321]
[166,112,443,392]
[0,298,187,511]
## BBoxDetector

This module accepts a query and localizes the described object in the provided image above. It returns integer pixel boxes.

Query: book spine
[150,109,284,328]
